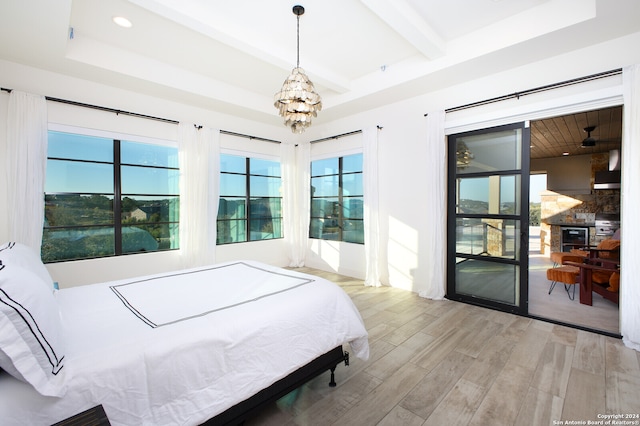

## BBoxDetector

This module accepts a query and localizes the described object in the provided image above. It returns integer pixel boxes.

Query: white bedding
[0,261,369,425]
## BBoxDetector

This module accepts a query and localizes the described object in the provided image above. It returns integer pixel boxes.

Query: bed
[0,242,369,425]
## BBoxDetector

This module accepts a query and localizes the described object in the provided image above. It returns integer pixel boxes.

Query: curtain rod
[442,68,622,114]
[310,125,382,144]
[1,87,281,144]
[219,130,280,144]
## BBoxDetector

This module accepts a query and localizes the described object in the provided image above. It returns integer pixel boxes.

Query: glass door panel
[455,218,520,260]
[455,258,519,305]
[455,129,522,173]
[448,123,530,314]
[457,175,521,215]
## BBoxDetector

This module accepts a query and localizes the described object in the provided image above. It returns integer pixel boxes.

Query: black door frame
[446,122,531,315]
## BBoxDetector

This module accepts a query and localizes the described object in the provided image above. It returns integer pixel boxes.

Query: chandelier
[274,5,322,133]
[456,141,474,169]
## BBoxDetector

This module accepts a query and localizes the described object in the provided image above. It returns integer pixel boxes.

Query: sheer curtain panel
[621,64,640,351]
[178,123,220,268]
[363,127,381,287]
[6,91,48,251]
[281,141,310,267]
[418,111,446,299]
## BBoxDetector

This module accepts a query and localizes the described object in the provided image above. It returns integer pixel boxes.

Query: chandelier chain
[296,14,300,68]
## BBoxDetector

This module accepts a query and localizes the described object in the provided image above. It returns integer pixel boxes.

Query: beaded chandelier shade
[274,5,322,133]
[456,141,474,169]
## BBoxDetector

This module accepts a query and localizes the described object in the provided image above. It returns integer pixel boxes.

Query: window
[42,131,179,262]
[217,154,282,244]
[310,153,364,243]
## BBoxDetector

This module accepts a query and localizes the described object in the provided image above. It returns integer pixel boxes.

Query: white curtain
[281,141,310,267]
[418,110,446,299]
[621,64,640,351]
[6,91,48,251]
[178,123,220,268]
[363,127,381,287]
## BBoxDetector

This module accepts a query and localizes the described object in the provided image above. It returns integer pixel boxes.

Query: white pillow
[0,242,54,290]
[0,348,26,381]
[0,261,67,396]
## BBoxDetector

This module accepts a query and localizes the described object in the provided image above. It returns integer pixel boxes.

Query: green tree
[529,202,541,226]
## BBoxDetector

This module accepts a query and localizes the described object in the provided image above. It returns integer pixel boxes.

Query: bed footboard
[206,345,348,425]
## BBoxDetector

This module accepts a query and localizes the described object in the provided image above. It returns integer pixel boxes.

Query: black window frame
[43,131,180,263]
[216,154,283,245]
[309,153,364,244]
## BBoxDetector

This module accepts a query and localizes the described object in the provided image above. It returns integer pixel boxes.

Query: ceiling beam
[360,0,446,60]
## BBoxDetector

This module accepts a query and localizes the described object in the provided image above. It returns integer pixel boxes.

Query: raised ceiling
[1,0,639,127]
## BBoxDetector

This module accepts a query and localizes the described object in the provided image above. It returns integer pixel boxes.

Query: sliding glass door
[447,122,530,314]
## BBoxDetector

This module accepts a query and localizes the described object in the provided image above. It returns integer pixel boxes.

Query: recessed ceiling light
[562,152,570,156]
[113,16,133,28]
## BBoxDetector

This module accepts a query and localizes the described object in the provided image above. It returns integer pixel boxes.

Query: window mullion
[338,157,344,241]
[114,140,123,255]
[246,157,251,242]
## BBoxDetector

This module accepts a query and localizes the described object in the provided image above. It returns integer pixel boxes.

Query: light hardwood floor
[247,267,640,426]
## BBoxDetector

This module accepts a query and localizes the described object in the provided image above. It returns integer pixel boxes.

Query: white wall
[532,154,593,194]
[2,30,640,290]
[0,93,8,242]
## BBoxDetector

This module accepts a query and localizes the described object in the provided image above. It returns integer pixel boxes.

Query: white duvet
[0,261,369,425]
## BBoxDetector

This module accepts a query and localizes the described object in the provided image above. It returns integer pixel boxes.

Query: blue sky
[46,132,179,195]
[530,174,547,203]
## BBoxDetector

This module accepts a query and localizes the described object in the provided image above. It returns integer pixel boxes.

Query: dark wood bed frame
[55,346,349,426]
[205,345,350,425]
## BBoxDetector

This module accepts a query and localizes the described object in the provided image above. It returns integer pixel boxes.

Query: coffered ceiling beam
[360,0,446,60]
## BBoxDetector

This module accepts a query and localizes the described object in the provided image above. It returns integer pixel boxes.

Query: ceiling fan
[581,126,597,148]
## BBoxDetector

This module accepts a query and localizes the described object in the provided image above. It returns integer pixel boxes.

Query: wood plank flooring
[246,267,640,426]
